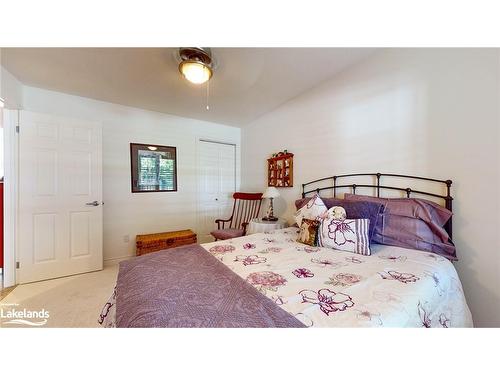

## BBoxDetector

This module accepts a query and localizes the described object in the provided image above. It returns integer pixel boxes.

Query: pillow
[344,194,456,260]
[317,217,371,256]
[295,197,383,242]
[293,194,328,227]
[297,218,320,246]
[321,206,347,221]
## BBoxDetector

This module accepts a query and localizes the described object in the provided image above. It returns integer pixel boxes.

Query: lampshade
[263,187,280,199]
[179,60,212,84]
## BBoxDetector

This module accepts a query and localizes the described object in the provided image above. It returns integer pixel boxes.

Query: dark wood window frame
[130,143,178,193]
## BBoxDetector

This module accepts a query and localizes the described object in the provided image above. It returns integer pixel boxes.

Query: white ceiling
[1,48,377,127]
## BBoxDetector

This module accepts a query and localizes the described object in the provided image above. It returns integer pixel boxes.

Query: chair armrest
[215,218,232,230]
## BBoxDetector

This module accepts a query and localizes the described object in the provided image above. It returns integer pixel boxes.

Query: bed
[99,173,473,328]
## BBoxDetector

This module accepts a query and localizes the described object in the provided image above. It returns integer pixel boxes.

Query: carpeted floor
[0,265,118,328]
[1,270,17,301]
[0,285,17,301]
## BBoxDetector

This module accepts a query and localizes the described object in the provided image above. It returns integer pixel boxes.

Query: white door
[18,111,103,284]
[197,140,236,243]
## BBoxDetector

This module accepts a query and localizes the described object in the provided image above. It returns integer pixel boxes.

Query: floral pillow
[293,194,328,227]
[321,206,347,221]
[317,217,371,256]
[297,218,320,246]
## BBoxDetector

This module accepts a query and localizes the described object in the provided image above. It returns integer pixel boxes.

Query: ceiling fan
[178,47,214,85]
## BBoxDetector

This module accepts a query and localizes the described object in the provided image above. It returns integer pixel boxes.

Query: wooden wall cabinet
[267,153,293,187]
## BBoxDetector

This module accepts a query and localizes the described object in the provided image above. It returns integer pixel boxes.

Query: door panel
[68,151,92,196]
[33,213,57,263]
[70,211,91,257]
[197,141,236,243]
[18,111,103,284]
[36,149,58,196]
[36,121,58,139]
[198,141,221,243]
[218,143,236,220]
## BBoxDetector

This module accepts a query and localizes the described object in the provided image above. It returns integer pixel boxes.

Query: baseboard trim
[103,255,135,267]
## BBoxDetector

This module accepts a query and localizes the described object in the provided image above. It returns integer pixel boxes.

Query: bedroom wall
[241,48,500,327]
[0,65,23,109]
[22,86,241,263]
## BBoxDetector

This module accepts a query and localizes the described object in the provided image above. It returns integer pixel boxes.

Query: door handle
[86,201,100,206]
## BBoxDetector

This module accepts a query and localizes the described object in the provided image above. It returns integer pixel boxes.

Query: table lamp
[262,187,280,221]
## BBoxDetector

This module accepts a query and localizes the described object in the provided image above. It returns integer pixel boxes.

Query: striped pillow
[317,218,371,256]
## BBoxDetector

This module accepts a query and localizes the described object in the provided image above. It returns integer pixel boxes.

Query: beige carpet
[0,285,17,301]
[0,265,118,328]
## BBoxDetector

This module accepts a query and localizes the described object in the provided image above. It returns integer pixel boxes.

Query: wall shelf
[267,153,293,187]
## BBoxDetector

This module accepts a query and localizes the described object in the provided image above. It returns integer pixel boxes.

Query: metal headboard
[302,172,453,239]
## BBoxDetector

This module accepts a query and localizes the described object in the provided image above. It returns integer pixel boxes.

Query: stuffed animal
[299,221,311,243]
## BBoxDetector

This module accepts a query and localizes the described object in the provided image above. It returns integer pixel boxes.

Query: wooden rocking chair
[211,192,263,241]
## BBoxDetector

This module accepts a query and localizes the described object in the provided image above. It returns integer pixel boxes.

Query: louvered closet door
[18,111,103,284]
[197,140,236,243]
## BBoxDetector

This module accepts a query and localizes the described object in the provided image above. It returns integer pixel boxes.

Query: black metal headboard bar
[301,172,453,239]
[304,185,449,200]
[303,172,450,187]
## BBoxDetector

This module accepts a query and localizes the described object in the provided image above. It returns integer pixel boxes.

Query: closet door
[197,140,236,243]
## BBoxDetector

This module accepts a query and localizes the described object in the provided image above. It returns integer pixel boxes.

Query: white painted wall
[241,48,500,327]
[0,65,23,109]
[22,86,241,263]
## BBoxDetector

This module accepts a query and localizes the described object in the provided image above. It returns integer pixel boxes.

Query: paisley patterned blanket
[100,228,472,328]
[112,243,305,327]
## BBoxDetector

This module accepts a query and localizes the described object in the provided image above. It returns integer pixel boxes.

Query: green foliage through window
[131,144,177,192]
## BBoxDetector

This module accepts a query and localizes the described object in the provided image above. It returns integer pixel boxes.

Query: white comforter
[200,228,473,327]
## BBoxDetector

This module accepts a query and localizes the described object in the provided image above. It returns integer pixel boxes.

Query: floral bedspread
[199,228,473,327]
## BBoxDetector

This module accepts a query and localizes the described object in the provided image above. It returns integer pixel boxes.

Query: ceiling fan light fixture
[179,60,212,84]
[178,47,213,85]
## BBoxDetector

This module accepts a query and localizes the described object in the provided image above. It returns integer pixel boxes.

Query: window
[130,143,177,192]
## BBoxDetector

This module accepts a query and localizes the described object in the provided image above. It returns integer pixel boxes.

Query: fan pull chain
[206,79,210,111]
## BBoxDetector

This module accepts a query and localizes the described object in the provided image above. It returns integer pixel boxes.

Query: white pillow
[317,217,371,256]
[293,194,328,227]
[324,206,347,221]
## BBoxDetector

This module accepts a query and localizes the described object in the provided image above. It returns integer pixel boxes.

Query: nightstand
[246,218,288,235]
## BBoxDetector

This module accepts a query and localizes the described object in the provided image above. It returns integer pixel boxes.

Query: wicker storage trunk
[136,229,197,256]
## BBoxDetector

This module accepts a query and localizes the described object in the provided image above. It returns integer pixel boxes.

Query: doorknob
[86,201,100,206]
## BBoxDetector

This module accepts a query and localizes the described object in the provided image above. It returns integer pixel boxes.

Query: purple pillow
[344,194,456,260]
[295,197,384,243]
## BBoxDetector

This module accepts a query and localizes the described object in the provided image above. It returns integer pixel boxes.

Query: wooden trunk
[136,229,197,256]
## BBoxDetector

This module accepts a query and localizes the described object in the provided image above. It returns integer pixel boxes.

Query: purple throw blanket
[116,244,305,328]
